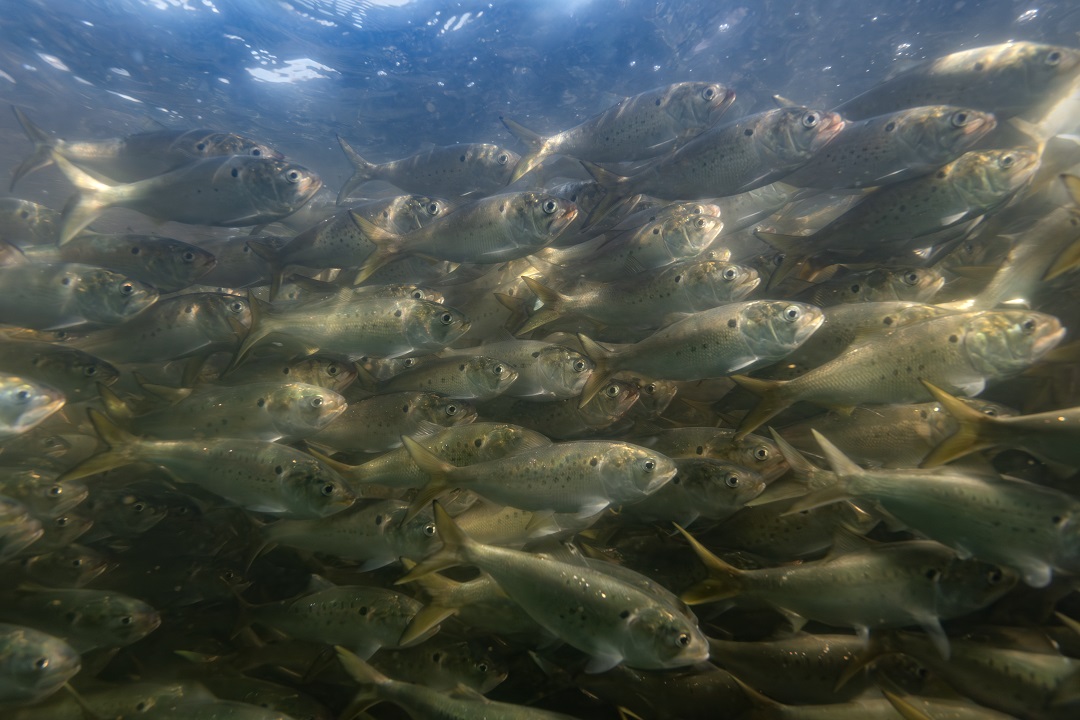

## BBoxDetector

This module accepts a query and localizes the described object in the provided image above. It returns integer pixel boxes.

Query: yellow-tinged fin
[579,161,631,229]
[305,446,363,482]
[881,691,933,720]
[349,212,403,285]
[97,382,134,422]
[57,409,140,482]
[809,429,862,479]
[10,107,56,191]
[398,603,455,648]
[335,646,387,716]
[1045,238,1080,282]
[228,291,273,371]
[500,116,548,183]
[396,502,475,584]
[730,375,792,441]
[754,229,812,291]
[133,374,192,405]
[576,333,614,408]
[672,523,744,604]
[918,380,998,468]
[54,153,119,245]
[336,136,378,206]
[401,436,458,522]
[516,276,568,334]
[246,239,286,302]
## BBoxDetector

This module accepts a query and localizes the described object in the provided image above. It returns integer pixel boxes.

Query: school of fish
[2,39,1080,720]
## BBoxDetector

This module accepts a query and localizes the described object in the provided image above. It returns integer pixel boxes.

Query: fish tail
[919,380,998,468]
[673,523,745,604]
[336,135,378,205]
[779,431,860,514]
[517,275,568,334]
[335,647,389,715]
[396,501,477,584]
[576,333,614,408]
[500,116,548,182]
[492,292,532,334]
[305,447,364,484]
[247,239,286,302]
[349,211,402,285]
[401,437,457,522]
[53,153,119,245]
[397,565,457,646]
[730,374,792,440]
[580,161,630,229]
[10,107,56,191]
[228,292,273,371]
[57,409,140,481]
[1044,178,1080,280]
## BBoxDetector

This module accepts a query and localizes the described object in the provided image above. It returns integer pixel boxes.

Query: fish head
[685,259,761,304]
[664,211,725,255]
[720,433,790,482]
[535,345,594,398]
[894,105,997,159]
[268,383,348,436]
[0,625,81,701]
[1018,43,1080,95]
[599,445,677,499]
[383,194,456,233]
[77,593,162,646]
[963,310,1065,378]
[674,458,766,512]
[770,107,846,160]
[513,192,579,239]
[23,346,120,395]
[865,266,944,302]
[75,268,159,325]
[433,640,508,693]
[236,158,323,215]
[25,474,90,516]
[290,356,357,392]
[613,372,678,417]
[176,130,284,161]
[624,606,710,668]
[950,148,1040,207]
[471,425,550,458]
[470,144,521,187]
[0,376,65,438]
[393,502,443,558]
[665,81,737,128]
[580,379,640,426]
[467,356,520,397]
[280,460,357,518]
[739,300,825,362]
[413,393,478,429]
[390,284,445,305]
[404,299,471,351]
[140,238,218,289]
[98,488,169,535]
[936,556,1018,615]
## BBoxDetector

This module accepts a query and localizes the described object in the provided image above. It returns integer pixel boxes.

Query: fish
[441,339,594,400]
[0,623,80,705]
[10,107,283,188]
[0,375,66,441]
[53,153,322,245]
[368,354,520,400]
[0,496,44,563]
[783,105,997,189]
[60,410,357,518]
[399,503,710,672]
[734,309,1065,438]
[0,197,60,245]
[337,137,520,202]
[0,262,158,330]
[306,391,476,454]
[578,300,824,406]
[0,588,160,653]
[621,457,766,526]
[0,338,117,401]
[503,81,736,181]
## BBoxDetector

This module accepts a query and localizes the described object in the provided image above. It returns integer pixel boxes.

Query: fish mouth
[1033,324,1066,358]
[646,467,678,495]
[962,113,996,137]
[550,205,580,235]
[817,112,847,141]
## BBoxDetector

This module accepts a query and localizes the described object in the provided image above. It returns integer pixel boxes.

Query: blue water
[2,0,1076,196]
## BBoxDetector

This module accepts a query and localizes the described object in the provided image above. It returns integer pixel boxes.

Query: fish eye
[32,657,48,670]
[56,516,69,527]
[48,485,63,497]
[725,473,740,488]
[676,633,691,647]
[903,271,921,285]
[311,396,324,408]
[321,483,337,496]
[411,290,424,299]
[230,167,239,178]
[120,616,133,625]
[15,388,31,402]
[642,458,657,472]
[493,364,505,375]
[182,250,195,262]
[1022,318,1037,333]
[497,153,509,165]
[327,363,340,376]
[884,121,896,132]
[722,267,738,281]
[782,305,801,322]
[120,282,134,296]
[1000,154,1015,169]
[445,404,458,416]
[403,358,417,368]
[288,170,302,182]
[802,112,819,128]
[753,447,770,461]
[84,365,99,377]
[950,111,969,127]
[542,199,558,214]
[132,502,146,512]
[426,202,440,215]
[702,87,716,101]
[251,148,262,156]
[694,217,706,228]
[229,301,244,313]
[440,312,454,325]
[195,142,207,151]
[423,523,437,536]
[477,662,489,672]
[1046,50,1063,66]
[987,568,1004,584]
[604,384,621,397]
[572,359,587,372]
[135,701,150,712]
[982,406,998,417]
[924,568,942,582]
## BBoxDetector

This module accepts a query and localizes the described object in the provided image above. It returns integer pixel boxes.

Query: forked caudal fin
[57,409,141,482]
[336,135,379,206]
[918,379,1000,468]
[672,522,744,604]
[395,501,476,585]
[10,106,56,191]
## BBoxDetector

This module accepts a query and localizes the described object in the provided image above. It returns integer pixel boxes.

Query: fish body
[0,588,160,653]
[0,374,65,441]
[0,262,157,330]
[374,354,519,400]
[0,623,80,706]
[444,340,594,399]
[0,337,118,400]
[307,391,475,454]
[622,457,766,525]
